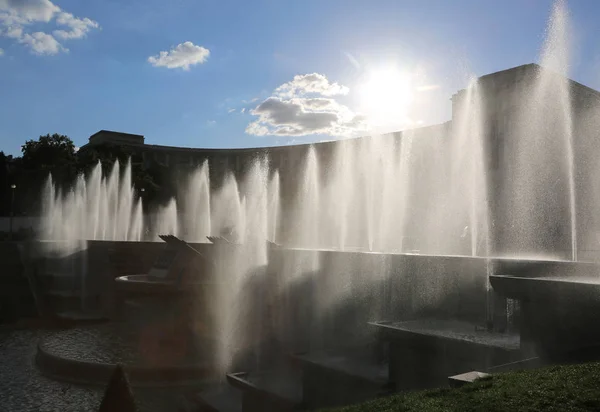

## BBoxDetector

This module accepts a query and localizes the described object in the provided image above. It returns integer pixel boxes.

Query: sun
[358,68,414,126]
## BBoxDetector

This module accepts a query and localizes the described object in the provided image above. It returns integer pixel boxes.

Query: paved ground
[0,327,193,412]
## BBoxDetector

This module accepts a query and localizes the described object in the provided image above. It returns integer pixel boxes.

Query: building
[452,63,600,257]
[80,63,600,257]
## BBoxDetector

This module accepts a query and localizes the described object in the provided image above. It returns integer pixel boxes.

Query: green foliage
[21,133,77,175]
[0,152,14,215]
[324,362,600,412]
[5,133,180,215]
[13,134,78,214]
[77,142,132,175]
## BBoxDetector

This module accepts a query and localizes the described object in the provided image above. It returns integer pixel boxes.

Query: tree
[15,134,77,215]
[76,142,132,176]
[0,152,13,216]
[21,133,77,184]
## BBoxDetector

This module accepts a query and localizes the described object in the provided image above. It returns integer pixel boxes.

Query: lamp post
[9,184,16,241]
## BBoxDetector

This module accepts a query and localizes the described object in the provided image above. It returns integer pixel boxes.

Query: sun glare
[359,68,414,126]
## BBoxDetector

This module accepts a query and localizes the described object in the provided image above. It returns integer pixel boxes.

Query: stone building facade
[81,63,600,257]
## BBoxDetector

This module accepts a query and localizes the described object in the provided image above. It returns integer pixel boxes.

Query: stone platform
[187,383,243,412]
[490,272,600,358]
[36,322,218,386]
[370,319,520,350]
[0,328,198,412]
[292,351,390,409]
[226,371,303,412]
[371,318,521,391]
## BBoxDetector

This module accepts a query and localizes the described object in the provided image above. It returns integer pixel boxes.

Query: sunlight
[358,67,414,126]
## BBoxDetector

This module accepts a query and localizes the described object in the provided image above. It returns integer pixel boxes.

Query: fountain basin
[34,274,225,386]
[114,275,220,332]
[35,323,218,386]
[370,319,520,350]
[490,269,600,359]
[370,318,521,391]
[115,274,219,295]
[489,274,600,302]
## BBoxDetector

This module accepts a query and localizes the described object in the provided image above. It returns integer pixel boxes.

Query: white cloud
[53,11,99,40]
[0,0,59,24]
[5,24,22,38]
[0,48,3,56]
[0,0,98,55]
[20,31,64,54]
[246,73,369,138]
[148,41,210,71]
[275,73,350,98]
[227,108,236,113]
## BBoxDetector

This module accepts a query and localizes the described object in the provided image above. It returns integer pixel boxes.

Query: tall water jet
[292,146,321,248]
[129,200,144,242]
[40,160,143,242]
[402,125,449,254]
[211,172,244,242]
[541,0,577,261]
[107,161,121,240]
[86,163,102,240]
[267,170,280,243]
[211,157,274,375]
[380,132,413,253]
[240,157,269,265]
[507,0,576,260]
[182,161,211,242]
[323,139,355,250]
[152,199,178,239]
[450,79,489,257]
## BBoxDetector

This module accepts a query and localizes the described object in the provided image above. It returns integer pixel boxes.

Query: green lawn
[325,362,600,412]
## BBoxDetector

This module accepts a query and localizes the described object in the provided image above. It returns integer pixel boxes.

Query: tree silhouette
[21,133,77,181]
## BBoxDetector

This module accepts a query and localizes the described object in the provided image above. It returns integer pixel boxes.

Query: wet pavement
[0,327,193,412]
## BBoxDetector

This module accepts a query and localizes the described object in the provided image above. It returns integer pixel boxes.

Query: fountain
[34,234,224,386]
[41,161,144,243]
[25,1,600,410]
[181,161,211,242]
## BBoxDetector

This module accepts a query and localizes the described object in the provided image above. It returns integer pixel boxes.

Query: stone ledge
[448,371,491,388]
[186,384,242,412]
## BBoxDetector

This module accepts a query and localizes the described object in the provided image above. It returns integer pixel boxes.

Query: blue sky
[1,0,600,156]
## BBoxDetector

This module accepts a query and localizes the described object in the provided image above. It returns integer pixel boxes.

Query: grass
[324,362,600,412]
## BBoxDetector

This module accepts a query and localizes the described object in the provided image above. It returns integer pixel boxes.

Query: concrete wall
[0,242,36,323]
[0,217,41,233]
[266,249,492,354]
[16,241,496,344]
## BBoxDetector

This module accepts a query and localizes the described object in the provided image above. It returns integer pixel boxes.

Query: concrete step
[448,371,491,388]
[185,384,242,412]
[292,351,390,409]
[226,370,302,412]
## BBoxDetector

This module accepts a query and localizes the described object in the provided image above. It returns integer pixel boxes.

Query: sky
[1,0,600,156]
